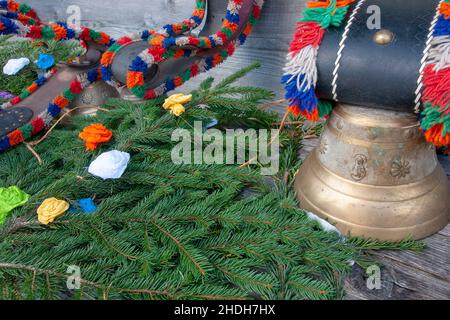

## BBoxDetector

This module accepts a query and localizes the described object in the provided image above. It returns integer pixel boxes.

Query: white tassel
[283,45,318,91]
[428,35,450,71]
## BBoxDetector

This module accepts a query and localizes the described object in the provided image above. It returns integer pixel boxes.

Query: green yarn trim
[130,86,145,99]
[163,50,176,59]
[89,29,101,41]
[20,123,33,140]
[181,69,191,82]
[63,89,76,101]
[301,6,351,28]
[318,100,333,118]
[421,103,450,134]
[19,91,30,100]
[222,27,234,40]
[109,43,122,53]
[41,27,56,41]
[19,4,31,14]
[196,1,206,9]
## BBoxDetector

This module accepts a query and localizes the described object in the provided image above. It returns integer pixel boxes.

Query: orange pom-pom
[79,124,113,151]
[127,71,145,88]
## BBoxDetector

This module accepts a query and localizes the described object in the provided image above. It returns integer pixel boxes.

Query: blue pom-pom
[165,79,175,91]
[163,24,174,36]
[163,37,177,49]
[141,30,150,41]
[48,103,61,117]
[191,15,202,25]
[100,67,112,81]
[36,53,55,70]
[35,76,47,86]
[208,36,216,47]
[87,69,98,82]
[69,198,97,214]
[225,11,240,24]
[130,56,148,73]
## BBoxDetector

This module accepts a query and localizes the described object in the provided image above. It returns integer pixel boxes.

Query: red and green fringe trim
[420,0,450,149]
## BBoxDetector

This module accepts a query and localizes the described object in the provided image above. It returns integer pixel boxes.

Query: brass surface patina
[294,104,450,240]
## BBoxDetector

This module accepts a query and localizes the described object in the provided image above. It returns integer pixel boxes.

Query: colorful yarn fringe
[0,0,40,24]
[127,0,264,99]
[0,1,116,153]
[282,0,355,121]
[101,0,206,87]
[1,68,57,110]
[0,68,102,152]
[420,0,450,148]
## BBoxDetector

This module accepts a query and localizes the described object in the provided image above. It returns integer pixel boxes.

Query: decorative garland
[0,68,58,110]
[281,0,355,122]
[0,0,40,24]
[127,0,264,99]
[100,0,206,86]
[0,68,102,152]
[419,0,450,148]
[0,0,263,153]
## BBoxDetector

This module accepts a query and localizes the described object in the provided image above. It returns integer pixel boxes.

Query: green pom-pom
[41,27,56,41]
[19,4,31,14]
[196,1,206,9]
[109,43,122,53]
[20,91,30,100]
[20,123,33,140]
[63,89,76,101]
[130,86,145,99]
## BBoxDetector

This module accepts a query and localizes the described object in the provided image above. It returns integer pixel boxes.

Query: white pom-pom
[88,150,130,180]
[3,58,30,75]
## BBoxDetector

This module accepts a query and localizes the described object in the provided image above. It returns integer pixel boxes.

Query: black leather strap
[316,0,440,112]
[0,107,33,137]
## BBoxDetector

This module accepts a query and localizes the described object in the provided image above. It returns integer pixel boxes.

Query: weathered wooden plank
[370,234,450,281]
[344,260,450,300]
[438,223,450,237]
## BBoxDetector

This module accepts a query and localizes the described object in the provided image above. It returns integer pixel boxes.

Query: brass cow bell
[294,104,450,241]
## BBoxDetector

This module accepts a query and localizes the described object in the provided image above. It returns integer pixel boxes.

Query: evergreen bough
[0,63,423,300]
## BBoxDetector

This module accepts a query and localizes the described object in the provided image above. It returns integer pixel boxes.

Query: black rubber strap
[315,0,440,112]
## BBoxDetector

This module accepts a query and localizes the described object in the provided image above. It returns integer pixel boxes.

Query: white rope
[414,0,444,113]
[331,0,366,102]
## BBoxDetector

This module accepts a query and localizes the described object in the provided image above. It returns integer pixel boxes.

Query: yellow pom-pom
[37,197,69,225]
[170,104,186,117]
[163,93,192,110]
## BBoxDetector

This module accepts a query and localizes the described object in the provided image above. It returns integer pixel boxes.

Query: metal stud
[373,29,395,45]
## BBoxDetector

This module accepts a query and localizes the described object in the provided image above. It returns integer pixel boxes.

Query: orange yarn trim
[306,0,355,9]
[100,51,115,66]
[54,96,70,108]
[440,2,450,19]
[424,124,450,148]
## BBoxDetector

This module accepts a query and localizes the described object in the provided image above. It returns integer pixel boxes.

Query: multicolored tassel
[282,0,356,121]
[420,0,450,148]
